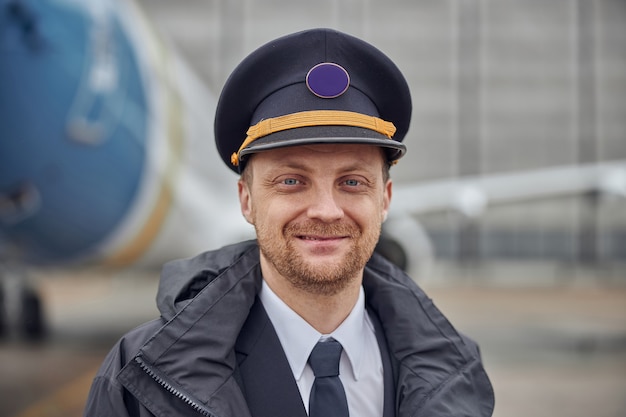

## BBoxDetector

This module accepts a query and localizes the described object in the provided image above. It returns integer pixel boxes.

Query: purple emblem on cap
[306,63,350,98]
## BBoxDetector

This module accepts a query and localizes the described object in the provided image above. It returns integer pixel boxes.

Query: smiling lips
[286,222,359,253]
[298,234,348,241]
[294,234,349,256]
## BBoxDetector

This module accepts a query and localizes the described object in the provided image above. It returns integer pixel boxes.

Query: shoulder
[364,253,494,416]
[93,319,165,382]
[84,319,165,417]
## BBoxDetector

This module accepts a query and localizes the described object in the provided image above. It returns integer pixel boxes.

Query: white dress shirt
[260,280,384,417]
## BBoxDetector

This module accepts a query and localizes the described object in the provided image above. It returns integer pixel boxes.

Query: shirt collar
[259,280,368,381]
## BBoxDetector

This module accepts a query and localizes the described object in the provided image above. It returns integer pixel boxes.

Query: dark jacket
[84,241,494,417]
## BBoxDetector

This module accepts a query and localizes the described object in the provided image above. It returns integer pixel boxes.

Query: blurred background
[136,0,626,269]
[1,0,625,416]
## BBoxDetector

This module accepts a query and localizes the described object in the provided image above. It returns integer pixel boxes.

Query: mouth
[293,234,352,256]
[297,234,347,241]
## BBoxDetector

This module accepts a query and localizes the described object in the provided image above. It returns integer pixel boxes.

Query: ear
[238,179,254,225]
[382,179,392,223]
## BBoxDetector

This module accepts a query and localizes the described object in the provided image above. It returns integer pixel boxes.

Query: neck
[284,284,361,334]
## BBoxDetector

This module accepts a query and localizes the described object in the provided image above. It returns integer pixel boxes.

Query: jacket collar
[363,253,494,416]
[120,242,262,417]
[119,241,493,417]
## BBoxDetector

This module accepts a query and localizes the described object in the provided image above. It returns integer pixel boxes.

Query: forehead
[248,144,386,173]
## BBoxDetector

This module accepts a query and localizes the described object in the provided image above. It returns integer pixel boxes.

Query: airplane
[2,0,625,338]
[0,0,256,337]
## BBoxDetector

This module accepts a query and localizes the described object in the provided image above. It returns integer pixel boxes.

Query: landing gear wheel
[0,287,6,338]
[20,287,45,339]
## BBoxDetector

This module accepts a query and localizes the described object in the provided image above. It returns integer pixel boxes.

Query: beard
[255,220,381,296]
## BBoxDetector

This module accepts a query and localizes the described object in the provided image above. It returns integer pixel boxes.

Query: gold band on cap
[230,110,397,166]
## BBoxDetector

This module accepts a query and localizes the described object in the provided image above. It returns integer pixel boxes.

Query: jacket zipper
[135,356,219,417]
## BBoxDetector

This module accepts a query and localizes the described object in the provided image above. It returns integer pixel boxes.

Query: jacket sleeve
[83,320,163,417]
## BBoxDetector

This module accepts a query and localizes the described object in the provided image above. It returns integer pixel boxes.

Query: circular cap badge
[306,63,350,98]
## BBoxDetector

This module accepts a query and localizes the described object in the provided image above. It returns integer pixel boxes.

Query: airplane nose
[0,0,149,264]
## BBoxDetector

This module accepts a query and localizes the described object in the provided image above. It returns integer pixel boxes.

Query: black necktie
[308,339,349,417]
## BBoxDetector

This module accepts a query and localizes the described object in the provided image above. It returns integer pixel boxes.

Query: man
[84,28,494,417]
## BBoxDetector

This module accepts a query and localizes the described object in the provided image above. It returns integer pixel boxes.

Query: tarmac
[1,263,625,417]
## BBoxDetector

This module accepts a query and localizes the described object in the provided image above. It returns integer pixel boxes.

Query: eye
[282,178,300,185]
[344,178,360,187]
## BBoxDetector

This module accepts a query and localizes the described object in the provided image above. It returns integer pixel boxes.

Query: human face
[238,144,392,296]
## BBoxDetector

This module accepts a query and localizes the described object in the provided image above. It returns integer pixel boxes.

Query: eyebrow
[276,158,375,173]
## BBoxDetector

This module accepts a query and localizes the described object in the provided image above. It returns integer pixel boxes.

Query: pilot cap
[215,28,412,173]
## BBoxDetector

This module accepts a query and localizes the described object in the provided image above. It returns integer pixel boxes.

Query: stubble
[256,220,380,296]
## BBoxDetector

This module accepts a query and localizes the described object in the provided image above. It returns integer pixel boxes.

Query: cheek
[248,196,283,232]
[345,200,382,227]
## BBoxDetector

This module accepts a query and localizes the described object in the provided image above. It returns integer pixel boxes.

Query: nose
[306,186,344,222]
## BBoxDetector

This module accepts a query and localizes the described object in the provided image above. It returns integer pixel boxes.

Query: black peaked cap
[214,28,412,173]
